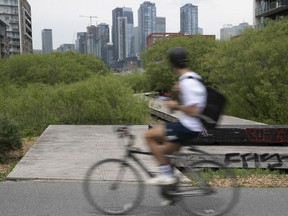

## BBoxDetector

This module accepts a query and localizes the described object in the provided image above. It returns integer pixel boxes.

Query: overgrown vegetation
[0,52,150,139]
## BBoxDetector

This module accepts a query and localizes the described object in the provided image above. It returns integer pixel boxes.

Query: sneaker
[145,175,177,186]
[160,199,174,206]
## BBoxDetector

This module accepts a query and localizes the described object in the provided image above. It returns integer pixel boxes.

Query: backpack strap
[187,76,203,83]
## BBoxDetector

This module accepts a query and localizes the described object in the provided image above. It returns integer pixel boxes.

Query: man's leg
[144,125,180,185]
[144,125,169,165]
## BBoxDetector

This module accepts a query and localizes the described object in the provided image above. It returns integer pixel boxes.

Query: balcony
[256,0,288,17]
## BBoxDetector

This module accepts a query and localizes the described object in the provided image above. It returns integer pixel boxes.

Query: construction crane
[79,15,98,26]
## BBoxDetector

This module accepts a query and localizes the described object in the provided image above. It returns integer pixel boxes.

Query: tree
[206,19,288,124]
[142,35,217,92]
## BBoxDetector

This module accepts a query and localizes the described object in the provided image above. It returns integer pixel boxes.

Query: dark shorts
[165,121,200,145]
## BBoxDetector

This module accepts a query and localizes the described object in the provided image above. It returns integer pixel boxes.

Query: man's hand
[164,100,179,110]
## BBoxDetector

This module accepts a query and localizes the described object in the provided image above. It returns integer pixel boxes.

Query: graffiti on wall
[225,153,288,168]
[244,128,288,143]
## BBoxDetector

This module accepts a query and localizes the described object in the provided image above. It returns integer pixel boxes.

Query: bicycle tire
[83,158,144,215]
[178,160,240,216]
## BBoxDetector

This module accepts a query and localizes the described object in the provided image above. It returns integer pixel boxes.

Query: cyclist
[145,47,207,185]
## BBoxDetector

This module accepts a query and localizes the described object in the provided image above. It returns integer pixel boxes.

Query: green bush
[0,52,109,87]
[0,75,150,136]
[0,116,21,162]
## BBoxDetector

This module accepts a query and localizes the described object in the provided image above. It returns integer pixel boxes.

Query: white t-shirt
[178,72,207,132]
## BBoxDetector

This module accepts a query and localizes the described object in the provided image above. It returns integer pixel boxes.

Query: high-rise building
[75,32,87,54]
[156,17,166,33]
[0,19,10,58]
[97,23,109,59]
[180,3,198,35]
[220,22,252,40]
[41,29,53,53]
[56,44,75,52]
[112,7,134,61]
[0,0,32,55]
[134,26,139,58]
[254,0,288,26]
[138,1,156,52]
[102,42,113,65]
[86,25,98,55]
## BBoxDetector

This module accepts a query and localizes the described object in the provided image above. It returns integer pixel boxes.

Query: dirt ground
[0,137,38,174]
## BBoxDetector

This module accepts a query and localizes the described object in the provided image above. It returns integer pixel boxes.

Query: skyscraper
[180,3,198,35]
[42,29,53,53]
[97,23,110,59]
[75,32,87,54]
[86,25,98,55]
[138,1,156,52]
[0,0,32,54]
[112,7,134,61]
[156,17,166,33]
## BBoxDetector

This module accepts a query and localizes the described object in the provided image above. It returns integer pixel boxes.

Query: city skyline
[27,0,253,50]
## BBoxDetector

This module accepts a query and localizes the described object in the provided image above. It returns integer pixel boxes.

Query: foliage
[0,75,149,136]
[141,35,217,92]
[206,19,288,124]
[116,72,150,93]
[0,52,109,87]
[0,116,21,162]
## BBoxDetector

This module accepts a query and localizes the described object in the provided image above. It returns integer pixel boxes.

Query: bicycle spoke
[83,159,144,215]
[179,160,239,216]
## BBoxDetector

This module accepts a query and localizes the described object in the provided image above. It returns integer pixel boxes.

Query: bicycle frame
[124,147,156,178]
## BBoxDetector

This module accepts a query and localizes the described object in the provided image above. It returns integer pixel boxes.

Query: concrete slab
[7,125,160,181]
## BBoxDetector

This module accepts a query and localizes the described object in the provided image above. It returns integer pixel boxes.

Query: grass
[185,167,288,188]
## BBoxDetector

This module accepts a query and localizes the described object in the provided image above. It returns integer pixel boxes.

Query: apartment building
[0,0,32,55]
[0,18,9,57]
[254,0,288,26]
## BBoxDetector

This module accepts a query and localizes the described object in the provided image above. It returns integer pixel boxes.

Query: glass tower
[138,1,156,52]
[180,3,198,35]
[42,29,53,53]
[112,7,134,61]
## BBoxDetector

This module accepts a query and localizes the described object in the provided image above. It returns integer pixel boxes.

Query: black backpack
[188,76,226,129]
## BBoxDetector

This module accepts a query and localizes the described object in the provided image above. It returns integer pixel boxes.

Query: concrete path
[7,125,160,181]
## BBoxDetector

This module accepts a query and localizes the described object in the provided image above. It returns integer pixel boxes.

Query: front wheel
[179,160,240,216]
[83,158,144,215]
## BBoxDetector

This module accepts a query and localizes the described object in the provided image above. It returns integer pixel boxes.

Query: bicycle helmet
[167,47,189,69]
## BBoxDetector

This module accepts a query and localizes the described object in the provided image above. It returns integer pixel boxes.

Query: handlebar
[116,126,135,147]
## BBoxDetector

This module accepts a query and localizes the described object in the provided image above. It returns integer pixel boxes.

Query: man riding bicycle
[145,47,207,186]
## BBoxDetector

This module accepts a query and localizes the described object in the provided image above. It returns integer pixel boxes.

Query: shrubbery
[0,53,150,137]
[0,116,21,162]
[0,52,109,86]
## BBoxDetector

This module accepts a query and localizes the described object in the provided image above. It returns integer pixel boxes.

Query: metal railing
[255,0,288,16]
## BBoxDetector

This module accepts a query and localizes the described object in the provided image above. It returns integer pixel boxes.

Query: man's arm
[164,100,200,117]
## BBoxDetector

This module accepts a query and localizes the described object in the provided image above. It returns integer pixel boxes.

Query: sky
[28,0,254,50]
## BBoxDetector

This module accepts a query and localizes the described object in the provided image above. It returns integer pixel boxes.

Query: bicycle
[83,125,240,215]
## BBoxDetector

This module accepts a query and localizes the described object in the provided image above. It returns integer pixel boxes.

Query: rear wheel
[83,159,144,215]
[179,160,239,216]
